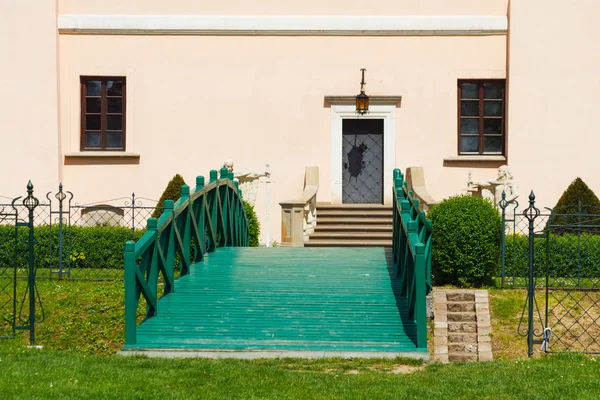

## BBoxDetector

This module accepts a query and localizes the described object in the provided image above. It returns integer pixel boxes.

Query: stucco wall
[58,34,506,242]
[0,1,60,198]
[507,0,600,208]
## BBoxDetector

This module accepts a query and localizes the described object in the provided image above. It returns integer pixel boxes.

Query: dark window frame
[457,79,505,155]
[80,76,126,151]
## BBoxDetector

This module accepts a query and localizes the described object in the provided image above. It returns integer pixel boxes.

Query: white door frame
[330,104,396,205]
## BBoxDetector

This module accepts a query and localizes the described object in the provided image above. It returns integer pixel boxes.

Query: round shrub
[243,202,260,247]
[428,195,502,287]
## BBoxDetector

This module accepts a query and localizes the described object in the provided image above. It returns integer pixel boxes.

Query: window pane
[107,98,122,113]
[484,118,502,134]
[86,98,101,113]
[86,115,101,130]
[85,132,101,148]
[460,136,479,153]
[107,115,122,130]
[107,81,123,96]
[483,136,502,153]
[85,81,101,96]
[460,118,479,134]
[484,83,503,99]
[461,101,479,116]
[107,132,123,148]
[460,83,478,99]
[484,101,502,117]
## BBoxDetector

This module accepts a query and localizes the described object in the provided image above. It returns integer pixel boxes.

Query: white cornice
[58,15,507,36]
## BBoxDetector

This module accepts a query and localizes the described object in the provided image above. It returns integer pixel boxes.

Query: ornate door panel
[342,119,384,204]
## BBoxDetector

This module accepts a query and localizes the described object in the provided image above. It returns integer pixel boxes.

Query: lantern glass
[356,92,369,114]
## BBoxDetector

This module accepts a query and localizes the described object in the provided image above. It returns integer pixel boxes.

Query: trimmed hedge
[0,203,258,270]
[244,202,260,247]
[0,225,143,270]
[546,177,600,235]
[152,174,187,219]
[504,233,600,278]
[428,195,502,287]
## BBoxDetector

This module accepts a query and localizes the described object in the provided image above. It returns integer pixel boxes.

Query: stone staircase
[305,203,393,247]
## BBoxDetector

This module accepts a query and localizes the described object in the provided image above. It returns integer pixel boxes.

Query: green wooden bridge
[123,168,432,358]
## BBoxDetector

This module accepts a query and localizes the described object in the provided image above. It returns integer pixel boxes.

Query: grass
[1,279,125,354]
[0,348,599,399]
[1,274,600,398]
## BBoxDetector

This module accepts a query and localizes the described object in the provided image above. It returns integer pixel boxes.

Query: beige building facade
[1,1,597,243]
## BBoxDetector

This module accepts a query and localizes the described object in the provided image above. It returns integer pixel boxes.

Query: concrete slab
[118,349,430,361]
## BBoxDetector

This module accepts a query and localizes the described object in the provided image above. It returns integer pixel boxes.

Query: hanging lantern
[355,68,369,115]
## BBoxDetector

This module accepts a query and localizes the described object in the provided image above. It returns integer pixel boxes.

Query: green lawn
[0,348,598,399]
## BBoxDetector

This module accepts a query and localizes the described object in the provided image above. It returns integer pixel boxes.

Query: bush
[0,224,144,271]
[152,174,187,219]
[547,177,600,234]
[428,195,502,287]
[243,202,260,247]
[504,233,600,279]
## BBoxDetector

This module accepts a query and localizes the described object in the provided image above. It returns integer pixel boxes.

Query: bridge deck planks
[126,247,425,353]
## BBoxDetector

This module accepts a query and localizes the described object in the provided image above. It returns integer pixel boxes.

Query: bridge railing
[392,168,432,349]
[124,168,248,345]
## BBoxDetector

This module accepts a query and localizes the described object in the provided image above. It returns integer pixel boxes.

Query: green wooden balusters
[392,168,432,349]
[124,170,249,345]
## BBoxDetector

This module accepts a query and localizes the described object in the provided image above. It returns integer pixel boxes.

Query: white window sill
[443,155,506,162]
[64,152,140,159]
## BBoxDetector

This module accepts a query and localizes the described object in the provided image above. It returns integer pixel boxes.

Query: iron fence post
[23,181,39,346]
[524,190,540,357]
[131,193,136,241]
[57,184,65,280]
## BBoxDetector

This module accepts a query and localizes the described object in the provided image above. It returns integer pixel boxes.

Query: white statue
[467,165,518,210]
[223,160,270,207]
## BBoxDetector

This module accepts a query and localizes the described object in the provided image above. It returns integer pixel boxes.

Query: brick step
[313,224,393,232]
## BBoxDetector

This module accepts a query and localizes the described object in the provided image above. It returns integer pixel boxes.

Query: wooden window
[81,77,126,151]
[458,80,505,155]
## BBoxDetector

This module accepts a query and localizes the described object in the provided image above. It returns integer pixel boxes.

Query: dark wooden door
[342,119,384,204]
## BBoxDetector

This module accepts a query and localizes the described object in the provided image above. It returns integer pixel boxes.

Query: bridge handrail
[392,168,432,349]
[124,168,249,345]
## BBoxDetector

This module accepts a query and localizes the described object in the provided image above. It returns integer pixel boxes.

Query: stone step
[448,333,478,343]
[313,224,393,232]
[446,293,475,302]
[447,302,476,313]
[317,210,392,218]
[305,239,392,247]
[448,322,477,333]
[448,354,479,363]
[309,232,392,240]
[316,203,392,211]
[317,217,393,225]
[448,343,478,354]
[446,313,477,322]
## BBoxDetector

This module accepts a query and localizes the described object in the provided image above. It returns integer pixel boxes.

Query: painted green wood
[124,170,249,346]
[124,247,426,353]
[391,168,433,349]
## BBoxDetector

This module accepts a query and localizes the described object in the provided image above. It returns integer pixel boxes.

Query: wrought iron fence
[0,186,162,281]
[501,193,600,355]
